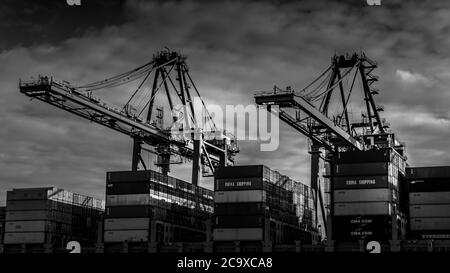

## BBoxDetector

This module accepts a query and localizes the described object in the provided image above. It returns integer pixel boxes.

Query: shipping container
[410,218,450,230]
[215,178,264,191]
[408,179,450,192]
[333,215,391,240]
[409,231,450,240]
[105,206,152,218]
[214,203,267,216]
[3,232,46,244]
[333,202,392,216]
[409,204,450,218]
[407,166,450,179]
[333,162,390,176]
[106,194,151,206]
[104,218,150,230]
[333,189,394,203]
[6,200,51,211]
[409,192,450,204]
[6,188,50,201]
[213,215,264,228]
[333,149,392,164]
[104,230,149,242]
[5,210,72,224]
[213,228,264,241]
[107,170,151,183]
[106,182,150,195]
[5,221,48,232]
[215,165,266,179]
[333,176,390,190]
[214,190,266,203]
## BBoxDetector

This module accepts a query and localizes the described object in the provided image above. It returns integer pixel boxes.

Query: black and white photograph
[0,0,450,268]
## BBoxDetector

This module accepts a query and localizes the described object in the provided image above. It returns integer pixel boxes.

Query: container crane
[19,50,239,186]
[255,53,402,235]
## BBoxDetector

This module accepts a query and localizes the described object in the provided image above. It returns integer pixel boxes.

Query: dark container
[215,165,265,179]
[333,215,391,241]
[0,207,5,219]
[406,166,450,179]
[333,176,390,190]
[214,203,267,216]
[6,200,52,211]
[106,182,150,195]
[333,162,390,176]
[107,170,151,183]
[213,215,265,228]
[408,179,450,192]
[105,205,152,218]
[215,178,264,191]
[6,188,50,201]
[408,230,450,240]
[332,149,392,164]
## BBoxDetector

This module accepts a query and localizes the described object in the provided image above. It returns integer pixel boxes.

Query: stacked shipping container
[213,165,316,244]
[407,166,450,239]
[3,187,104,251]
[331,148,407,241]
[104,170,213,249]
[0,207,4,244]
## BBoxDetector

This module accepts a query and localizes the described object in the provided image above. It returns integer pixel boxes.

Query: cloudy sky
[1,0,450,205]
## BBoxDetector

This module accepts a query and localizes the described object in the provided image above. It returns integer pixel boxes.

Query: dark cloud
[1,0,450,205]
[0,0,126,51]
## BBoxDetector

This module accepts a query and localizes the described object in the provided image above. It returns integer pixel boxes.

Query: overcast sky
[1,0,450,205]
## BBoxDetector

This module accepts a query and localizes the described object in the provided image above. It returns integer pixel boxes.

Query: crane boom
[19,77,229,167]
[255,91,366,152]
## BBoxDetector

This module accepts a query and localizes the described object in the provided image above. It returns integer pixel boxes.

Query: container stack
[104,170,213,251]
[213,165,316,244]
[0,207,5,245]
[3,187,104,252]
[407,166,450,240]
[331,148,407,242]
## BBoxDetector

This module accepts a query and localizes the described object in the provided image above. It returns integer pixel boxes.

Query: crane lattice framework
[255,53,404,234]
[19,50,239,186]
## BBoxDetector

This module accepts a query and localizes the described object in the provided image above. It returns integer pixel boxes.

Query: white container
[409,192,450,205]
[214,190,266,203]
[5,221,47,232]
[104,218,150,231]
[410,217,450,230]
[104,230,149,242]
[333,202,392,216]
[3,232,46,244]
[409,204,450,217]
[334,189,393,203]
[107,194,150,206]
[213,228,263,241]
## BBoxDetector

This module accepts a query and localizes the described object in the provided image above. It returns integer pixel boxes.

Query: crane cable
[302,61,360,102]
[297,64,333,95]
[184,65,217,131]
[76,57,178,91]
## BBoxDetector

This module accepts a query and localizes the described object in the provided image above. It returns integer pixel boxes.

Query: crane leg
[191,138,201,186]
[132,138,142,171]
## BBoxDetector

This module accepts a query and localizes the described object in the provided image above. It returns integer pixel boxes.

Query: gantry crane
[19,50,239,186]
[255,53,404,235]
